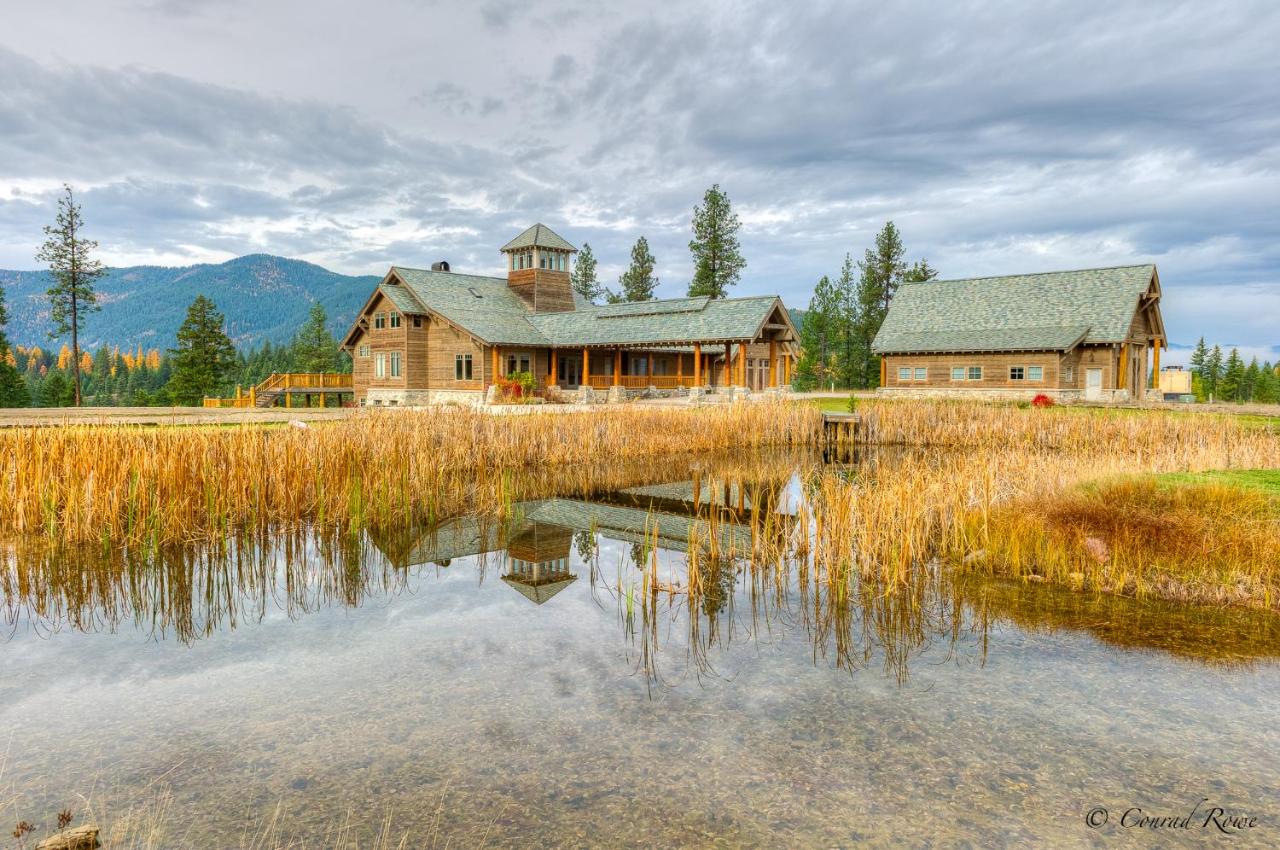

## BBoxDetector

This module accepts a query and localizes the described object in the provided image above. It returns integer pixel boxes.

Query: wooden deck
[204,373,354,408]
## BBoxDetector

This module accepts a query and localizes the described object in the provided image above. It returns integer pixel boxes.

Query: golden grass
[958,476,1280,607]
[0,402,821,546]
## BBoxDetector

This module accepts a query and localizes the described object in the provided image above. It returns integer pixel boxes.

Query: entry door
[1085,368,1103,400]
[559,356,581,388]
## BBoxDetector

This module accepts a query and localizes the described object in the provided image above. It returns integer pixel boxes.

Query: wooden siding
[350,291,408,399]
[882,351,1064,390]
[506,269,575,313]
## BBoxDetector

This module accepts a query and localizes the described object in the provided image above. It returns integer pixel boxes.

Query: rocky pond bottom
[2,452,1278,848]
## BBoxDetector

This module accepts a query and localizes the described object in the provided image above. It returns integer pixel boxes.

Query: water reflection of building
[368,474,784,605]
[502,522,577,604]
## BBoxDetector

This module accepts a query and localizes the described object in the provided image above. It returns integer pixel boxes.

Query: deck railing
[584,375,703,389]
[202,372,354,408]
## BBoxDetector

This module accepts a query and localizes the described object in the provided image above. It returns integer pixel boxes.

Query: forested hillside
[0,254,378,349]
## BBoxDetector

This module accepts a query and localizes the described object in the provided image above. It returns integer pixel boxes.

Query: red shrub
[1032,393,1054,408]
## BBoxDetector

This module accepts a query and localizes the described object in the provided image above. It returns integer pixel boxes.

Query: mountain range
[1,254,809,351]
[0,255,379,350]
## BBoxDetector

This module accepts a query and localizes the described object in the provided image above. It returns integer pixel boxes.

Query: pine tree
[612,237,659,302]
[167,295,237,406]
[1242,357,1261,402]
[851,222,920,388]
[290,303,344,373]
[1254,362,1278,404]
[1205,345,1224,398]
[36,185,105,406]
[1219,348,1245,401]
[794,274,840,391]
[831,254,859,388]
[570,242,602,303]
[0,281,30,408]
[687,184,746,298]
[38,371,74,407]
[1189,337,1208,381]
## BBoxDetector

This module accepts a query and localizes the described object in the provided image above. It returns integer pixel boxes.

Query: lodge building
[341,224,798,406]
[872,265,1166,401]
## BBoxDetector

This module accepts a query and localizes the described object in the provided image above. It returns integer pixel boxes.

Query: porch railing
[584,375,702,389]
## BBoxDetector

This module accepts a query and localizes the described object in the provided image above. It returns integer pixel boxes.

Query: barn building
[872,265,1165,401]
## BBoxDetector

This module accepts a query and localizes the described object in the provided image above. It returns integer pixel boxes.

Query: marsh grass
[0,402,821,546]
[959,475,1280,607]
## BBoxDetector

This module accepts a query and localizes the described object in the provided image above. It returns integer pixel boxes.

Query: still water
[2,452,1278,848]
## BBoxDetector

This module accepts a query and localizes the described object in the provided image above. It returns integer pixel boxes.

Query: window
[390,352,401,377]
[1010,366,1025,381]
[557,254,565,271]
[374,312,387,329]
[914,367,927,381]
[1028,366,1043,381]
[375,353,387,378]
[412,316,422,328]
[898,367,911,381]
[968,366,982,380]
[390,312,401,328]
[1063,365,1074,383]
[951,366,965,381]
[358,344,370,358]
[455,353,473,381]
[506,353,532,374]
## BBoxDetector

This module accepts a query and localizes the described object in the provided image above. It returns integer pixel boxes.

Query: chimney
[431,261,451,272]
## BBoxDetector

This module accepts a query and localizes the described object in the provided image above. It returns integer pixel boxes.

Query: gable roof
[872,264,1159,355]
[501,223,576,253]
[342,266,792,347]
[528,295,785,347]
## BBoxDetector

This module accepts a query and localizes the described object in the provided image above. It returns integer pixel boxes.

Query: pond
[2,450,1278,847]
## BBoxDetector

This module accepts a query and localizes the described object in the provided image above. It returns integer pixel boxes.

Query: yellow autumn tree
[57,344,72,370]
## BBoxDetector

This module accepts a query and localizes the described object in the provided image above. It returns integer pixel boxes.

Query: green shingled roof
[530,296,781,346]
[500,223,576,252]
[375,266,786,346]
[872,265,1157,354]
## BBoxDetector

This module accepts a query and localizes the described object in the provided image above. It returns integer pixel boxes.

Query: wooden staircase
[203,373,353,408]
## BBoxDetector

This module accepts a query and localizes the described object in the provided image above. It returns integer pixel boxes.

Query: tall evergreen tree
[794,274,841,390]
[36,184,105,406]
[1205,345,1224,398]
[1219,347,1245,401]
[1242,357,1261,402]
[0,281,31,407]
[290,303,344,373]
[1188,337,1208,381]
[849,222,936,388]
[1254,362,1278,404]
[167,295,237,406]
[687,184,746,298]
[570,242,602,303]
[611,237,659,302]
[830,254,860,388]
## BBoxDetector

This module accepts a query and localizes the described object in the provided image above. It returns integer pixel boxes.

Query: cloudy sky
[1,0,1277,360]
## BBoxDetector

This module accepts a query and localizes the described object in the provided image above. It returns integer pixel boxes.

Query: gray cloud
[0,0,1278,356]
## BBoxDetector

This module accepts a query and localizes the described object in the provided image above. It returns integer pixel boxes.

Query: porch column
[549,348,558,388]
[1118,345,1128,390]
[491,345,500,385]
[724,343,732,386]
[769,339,778,388]
[583,347,590,387]
[693,343,702,386]
[782,350,790,386]
[614,348,622,385]
[677,352,684,385]
[879,357,886,387]
[1152,340,1161,383]
[738,343,747,386]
